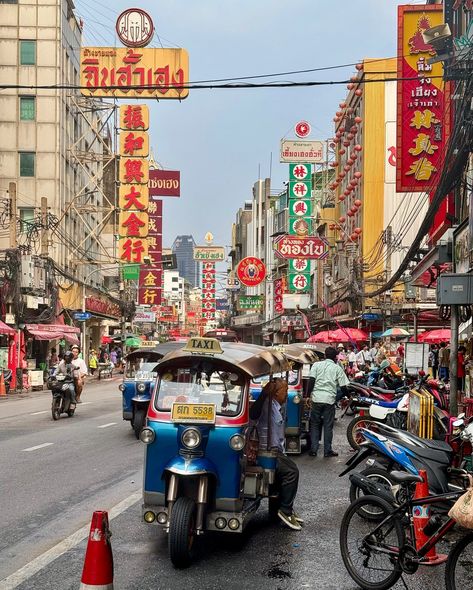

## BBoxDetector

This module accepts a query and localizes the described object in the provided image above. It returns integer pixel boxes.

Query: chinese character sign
[202,261,216,326]
[138,199,162,306]
[396,6,450,192]
[80,47,189,99]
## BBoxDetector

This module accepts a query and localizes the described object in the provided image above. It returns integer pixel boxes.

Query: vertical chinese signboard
[118,104,150,267]
[139,199,162,306]
[201,262,216,328]
[288,163,312,293]
[396,5,452,241]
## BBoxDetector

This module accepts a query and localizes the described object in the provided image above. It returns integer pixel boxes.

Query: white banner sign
[134,310,156,323]
[280,140,324,163]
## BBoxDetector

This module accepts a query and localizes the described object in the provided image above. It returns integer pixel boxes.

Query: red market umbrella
[417,329,451,344]
[101,336,113,344]
[307,330,339,343]
[332,328,369,342]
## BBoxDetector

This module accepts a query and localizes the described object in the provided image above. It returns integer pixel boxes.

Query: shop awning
[64,333,80,346]
[0,321,15,335]
[27,329,64,341]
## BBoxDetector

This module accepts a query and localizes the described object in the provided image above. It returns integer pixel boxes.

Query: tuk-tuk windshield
[156,368,244,416]
[126,359,158,380]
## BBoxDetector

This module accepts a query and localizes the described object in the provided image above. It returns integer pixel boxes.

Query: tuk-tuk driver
[250,377,303,531]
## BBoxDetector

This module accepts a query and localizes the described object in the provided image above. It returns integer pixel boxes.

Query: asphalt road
[0,383,457,590]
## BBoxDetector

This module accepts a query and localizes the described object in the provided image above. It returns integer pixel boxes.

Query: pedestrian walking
[88,349,98,375]
[250,378,302,530]
[307,346,350,458]
[347,345,356,370]
[429,344,439,379]
[438,341,450,381]
[458,345,467,392]
[355,345,371,371]
[369,341,380,364]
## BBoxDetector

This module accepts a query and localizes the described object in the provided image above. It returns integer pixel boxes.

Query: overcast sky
[75,0,413,250]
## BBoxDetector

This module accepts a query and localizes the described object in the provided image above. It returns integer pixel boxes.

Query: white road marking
[29,411,49,415]
[97,422,117,429]
[0,490,141,590]
[21,443,54,452]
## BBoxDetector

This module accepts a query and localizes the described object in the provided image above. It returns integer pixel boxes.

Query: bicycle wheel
[445,532,473,590]
[340,495,405,590]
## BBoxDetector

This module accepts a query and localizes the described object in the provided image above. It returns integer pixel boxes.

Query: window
[19,208,35,234]
[171,277,178,282]
[19,152,35,177]
[19,96,35,120]
[20,40,36,65]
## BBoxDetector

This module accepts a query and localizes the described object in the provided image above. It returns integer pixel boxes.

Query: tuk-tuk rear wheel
[169,497,196,568]
[133,408,146,439]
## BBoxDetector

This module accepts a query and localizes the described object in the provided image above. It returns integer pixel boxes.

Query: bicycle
[339,469,473,590]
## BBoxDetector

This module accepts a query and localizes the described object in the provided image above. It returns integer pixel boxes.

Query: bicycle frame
[366,487,463,563]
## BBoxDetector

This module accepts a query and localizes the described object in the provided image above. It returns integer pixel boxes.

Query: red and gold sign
[396,5,451,193]
[138,200,162,306]
[119,185,149,211]
[149,169,181,198]
[118,211,149,237]
[119,158,149,184]
[236,257,266,287]
[118,237,149,264]
[119,104,149,130]
[80,47,189,99]
[119,131,149,158]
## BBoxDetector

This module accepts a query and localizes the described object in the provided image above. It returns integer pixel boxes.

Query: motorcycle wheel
[349,467,401,521]
[169,497,196,568]
[51,398,61,421]
[133,408,146,439]
[347,416,383,451]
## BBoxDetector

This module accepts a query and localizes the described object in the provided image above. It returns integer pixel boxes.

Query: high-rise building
[172,235,199,287]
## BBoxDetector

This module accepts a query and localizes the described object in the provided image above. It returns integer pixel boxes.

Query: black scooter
[50,366,76,420]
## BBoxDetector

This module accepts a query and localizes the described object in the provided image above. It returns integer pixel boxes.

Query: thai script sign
[273,235,329,260]
[238,295,264,311]
[149,169,181,198]
[193,246,225,261]
[396,6,450,192]
[134,310,156,323]
[280,140,324,163]
[85,297,120,318]
[80,47,189,99]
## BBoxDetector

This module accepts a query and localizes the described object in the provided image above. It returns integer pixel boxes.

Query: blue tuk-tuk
[121,342,182,438]
[140,337,291,567]
[250,343,324,454]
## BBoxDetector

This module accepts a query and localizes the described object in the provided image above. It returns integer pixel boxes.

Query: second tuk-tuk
[121,342,182,438]
[140,337,292,567]
[250,343,324,454]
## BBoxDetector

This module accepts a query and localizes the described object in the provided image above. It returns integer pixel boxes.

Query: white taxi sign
[183,337,223,355]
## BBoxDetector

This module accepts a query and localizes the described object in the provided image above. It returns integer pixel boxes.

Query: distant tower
[172,235,199,287]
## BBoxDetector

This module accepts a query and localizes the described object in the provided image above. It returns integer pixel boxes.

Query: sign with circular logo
[236,257,266,287]
[295,120,311,138]
[116,8,154,48]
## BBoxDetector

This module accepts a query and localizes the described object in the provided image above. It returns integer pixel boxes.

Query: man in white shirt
[356,345,372,370]
[307,347,350,457]
[69,345,88,403]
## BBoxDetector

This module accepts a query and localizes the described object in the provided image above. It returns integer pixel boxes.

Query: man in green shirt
[307,346,350,457]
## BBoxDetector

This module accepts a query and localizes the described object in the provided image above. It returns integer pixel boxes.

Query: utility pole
[450,307,459,416]
[9,182,17,247]
[40,197,48,257]
[385,225,393,281]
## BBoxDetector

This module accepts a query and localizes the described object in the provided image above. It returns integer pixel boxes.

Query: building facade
[172,235,199,287]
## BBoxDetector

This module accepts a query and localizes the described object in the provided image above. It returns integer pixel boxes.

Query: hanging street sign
[289,273,311,292]
[289,199,312,218]
[289,181,311,200]
[280,140,324,163]
[73,312,92,321]
[289,259,310,272]
[238,295,264,311]
[193,246,225,261]
[116,8,155,48]
[149,169,181,198]
[273,235,329,260]
[236,257,266,287]
[226,277,241,290]
[294,120,311,138]
[289,163,311,181]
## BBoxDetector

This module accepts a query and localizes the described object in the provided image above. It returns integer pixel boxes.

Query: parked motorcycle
[51,365,76,421]
[340,419,472,519]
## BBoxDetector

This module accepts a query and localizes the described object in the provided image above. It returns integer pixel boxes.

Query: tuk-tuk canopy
[271,343,324,365]
[157,341,292,378]
[124,341,184,363]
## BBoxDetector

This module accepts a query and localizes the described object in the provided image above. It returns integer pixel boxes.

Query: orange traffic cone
[0,372,6,397]
[412,469,447,565]
[80,511,113,589]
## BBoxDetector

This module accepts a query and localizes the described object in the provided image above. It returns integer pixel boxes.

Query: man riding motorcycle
[56,348,87,403]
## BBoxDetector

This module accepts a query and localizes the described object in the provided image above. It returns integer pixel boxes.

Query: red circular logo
[236,257,266,287]
[116,9,154,48]
[295,120,311,138]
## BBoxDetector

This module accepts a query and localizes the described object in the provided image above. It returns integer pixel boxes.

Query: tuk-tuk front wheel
[133,408,146,439]
[169,497,196,568]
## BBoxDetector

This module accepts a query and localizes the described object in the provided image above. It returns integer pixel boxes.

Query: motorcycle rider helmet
[63,351,74,363]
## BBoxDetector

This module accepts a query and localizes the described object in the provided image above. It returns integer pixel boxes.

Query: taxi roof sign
[183,337,223,355]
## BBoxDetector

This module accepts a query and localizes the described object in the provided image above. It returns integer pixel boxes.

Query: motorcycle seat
[370,386,395,396]
[372,399,400,409]
[403,442,452,463]
[389,470,423,485]
[402,432,452,453]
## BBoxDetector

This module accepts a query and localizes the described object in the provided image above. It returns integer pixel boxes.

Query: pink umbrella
[418,329,451,344]
[332,328,369,342]
[307,330,339,343]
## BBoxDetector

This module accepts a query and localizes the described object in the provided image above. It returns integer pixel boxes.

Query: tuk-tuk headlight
[137,382,146,393]
[140,427,155,444]
[119,384,125,392]
[229,434,245,451]
[182,428,201,449]
[293,394,302,405]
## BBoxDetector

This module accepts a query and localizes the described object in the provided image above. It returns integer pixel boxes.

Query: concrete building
[172,235,199,287]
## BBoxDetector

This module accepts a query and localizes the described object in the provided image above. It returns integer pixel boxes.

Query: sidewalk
[0,372,123,401]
